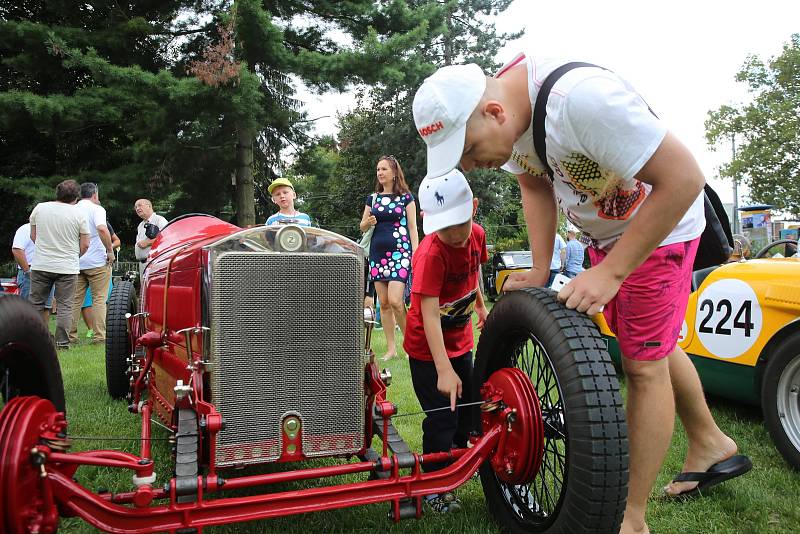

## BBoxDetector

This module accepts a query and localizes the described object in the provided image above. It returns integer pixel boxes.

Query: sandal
[666,455,752,499]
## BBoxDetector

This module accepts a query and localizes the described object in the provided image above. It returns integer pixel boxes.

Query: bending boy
[403,169,488,514]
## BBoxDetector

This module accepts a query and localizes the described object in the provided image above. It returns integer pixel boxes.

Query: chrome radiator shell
[207,248,366,467]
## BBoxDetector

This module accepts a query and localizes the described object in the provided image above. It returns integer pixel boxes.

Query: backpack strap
[532,62,605,179]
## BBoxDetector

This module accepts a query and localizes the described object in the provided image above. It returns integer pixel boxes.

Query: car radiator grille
[209,252,365,466]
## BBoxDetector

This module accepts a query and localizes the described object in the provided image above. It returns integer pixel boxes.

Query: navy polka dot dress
[366,192,414,283]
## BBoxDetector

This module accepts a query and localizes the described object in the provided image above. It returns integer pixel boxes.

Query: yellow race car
[594,239,800,470]
[481,250,532,301]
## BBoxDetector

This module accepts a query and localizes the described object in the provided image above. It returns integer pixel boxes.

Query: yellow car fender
[494,268,527,295]
[593,258,800,403]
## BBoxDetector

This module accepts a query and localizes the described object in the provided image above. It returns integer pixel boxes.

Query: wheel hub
[777,353,800,451]
[0,396,64,534]
[480,367,544,485]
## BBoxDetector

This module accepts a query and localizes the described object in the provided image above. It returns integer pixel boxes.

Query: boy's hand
[475,303,488,330]
[503,266,548,291]
[437,368,462,411]
[557,265,622,316]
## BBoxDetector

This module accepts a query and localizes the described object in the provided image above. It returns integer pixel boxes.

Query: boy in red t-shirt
[403,169,488,514]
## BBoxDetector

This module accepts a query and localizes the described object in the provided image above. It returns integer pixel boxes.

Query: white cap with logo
[413,64,486,178]
[418,169,474,234]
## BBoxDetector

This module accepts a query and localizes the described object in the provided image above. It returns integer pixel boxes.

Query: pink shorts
[588,238,700,361]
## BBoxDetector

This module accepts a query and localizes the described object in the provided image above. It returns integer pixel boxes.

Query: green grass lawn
[46,317,800,533]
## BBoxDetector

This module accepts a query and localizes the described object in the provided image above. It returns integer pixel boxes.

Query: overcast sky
[303,0,799,208]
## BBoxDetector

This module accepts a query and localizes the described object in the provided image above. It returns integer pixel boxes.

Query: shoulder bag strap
[532,62,605,179]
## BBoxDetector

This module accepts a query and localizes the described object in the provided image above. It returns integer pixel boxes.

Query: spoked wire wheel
[475,288,628,533]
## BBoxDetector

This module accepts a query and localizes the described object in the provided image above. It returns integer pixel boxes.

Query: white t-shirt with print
[76,199,109,269]
[12,223,36,266]
[498,53,704,250]
[29,201,90,274]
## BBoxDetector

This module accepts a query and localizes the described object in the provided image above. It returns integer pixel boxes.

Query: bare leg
[387,281,408,358]
[387,281,407,334]
[619,356,672,534]
[81,306,94,332]
[374,282,396,359]
[664,346,737,495]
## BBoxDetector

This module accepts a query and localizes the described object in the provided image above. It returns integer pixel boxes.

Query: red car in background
[0,277,18,295]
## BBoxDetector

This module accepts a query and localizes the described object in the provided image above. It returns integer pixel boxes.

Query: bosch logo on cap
[418,121,444,137]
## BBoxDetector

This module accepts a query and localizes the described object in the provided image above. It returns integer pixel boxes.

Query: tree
[705,33,800,216]
[292,0,525,247]
[0,0,200,253]
[206,0,440,225]
[0,0,439,263]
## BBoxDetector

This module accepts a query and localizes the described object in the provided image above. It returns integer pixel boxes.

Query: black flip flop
[668,454,753,498]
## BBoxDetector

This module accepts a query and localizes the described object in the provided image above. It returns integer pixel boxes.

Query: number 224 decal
[698,299,754,337]
[694,279,762,359]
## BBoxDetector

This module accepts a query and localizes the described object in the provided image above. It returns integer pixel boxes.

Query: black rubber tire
[761,332,800,470]
[105,280,137,399]
[474,287,628,534]
[0,295,65,412]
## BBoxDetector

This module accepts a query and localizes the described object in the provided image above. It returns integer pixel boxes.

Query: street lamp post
[731,133,740,234]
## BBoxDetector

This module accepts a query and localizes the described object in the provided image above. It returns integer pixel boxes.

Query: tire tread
[475,288,627,533]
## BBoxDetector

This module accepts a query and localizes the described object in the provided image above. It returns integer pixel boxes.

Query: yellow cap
[268,177,295,194]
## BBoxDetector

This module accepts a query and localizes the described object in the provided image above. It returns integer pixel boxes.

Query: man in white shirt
[548,232,567,286]
[413,57,747,534]
[11,222,55,319]
[68,183,115,345]
[29,179,90,349]
[134,198,168,275]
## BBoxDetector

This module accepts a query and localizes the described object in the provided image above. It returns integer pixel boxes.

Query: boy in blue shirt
[265,178,311,226]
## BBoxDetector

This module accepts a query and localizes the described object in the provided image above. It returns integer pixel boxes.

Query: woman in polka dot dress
[359,155,419,360]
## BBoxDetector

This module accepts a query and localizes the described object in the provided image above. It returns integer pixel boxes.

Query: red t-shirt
[403,223,488,361]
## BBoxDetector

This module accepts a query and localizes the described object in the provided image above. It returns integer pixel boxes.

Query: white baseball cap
[418,169,474,234]
[413,64,486,178]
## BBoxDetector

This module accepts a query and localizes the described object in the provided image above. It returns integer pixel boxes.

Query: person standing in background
[548,232,567,286]
[11,221,55,320]
[79,220,121,339]
[359,155,419,360]
[69,183,114,345]
[564,229,585,278]
[134,198,168,274]
[29,179,89,349]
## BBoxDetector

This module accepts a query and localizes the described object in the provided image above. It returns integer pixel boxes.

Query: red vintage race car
[0,215,627,533]
[0,277,19,295]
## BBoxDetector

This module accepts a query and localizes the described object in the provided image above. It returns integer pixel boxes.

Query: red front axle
[0,368,541,533]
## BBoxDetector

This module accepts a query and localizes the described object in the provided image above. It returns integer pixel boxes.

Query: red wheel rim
[0,396,59,534]
[481,367,544,484]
